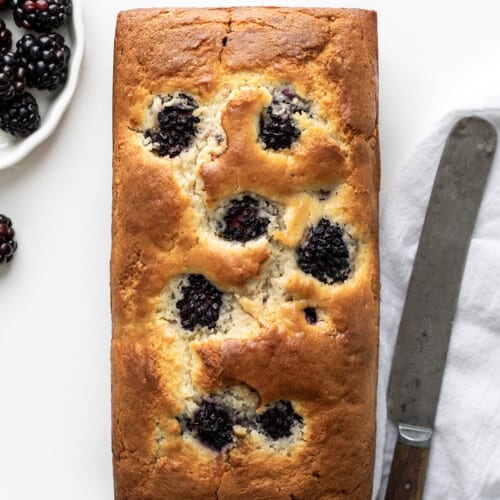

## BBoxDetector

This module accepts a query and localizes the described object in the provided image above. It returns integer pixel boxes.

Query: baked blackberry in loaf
[112,7,379,499]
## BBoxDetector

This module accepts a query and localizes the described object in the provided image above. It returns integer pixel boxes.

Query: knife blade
[385,116,497,500]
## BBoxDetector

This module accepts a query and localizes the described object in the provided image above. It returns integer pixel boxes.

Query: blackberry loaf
[112,8,379,499]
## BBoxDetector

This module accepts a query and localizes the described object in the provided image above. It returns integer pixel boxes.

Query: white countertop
[1,1,500,498]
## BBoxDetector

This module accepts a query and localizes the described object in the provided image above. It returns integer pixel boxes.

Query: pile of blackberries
[0,0,72,138]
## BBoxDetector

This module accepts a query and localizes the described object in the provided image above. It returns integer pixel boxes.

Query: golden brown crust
[112,7,379,499]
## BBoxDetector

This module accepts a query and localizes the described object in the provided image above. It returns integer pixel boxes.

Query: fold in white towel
[373,103,500,499]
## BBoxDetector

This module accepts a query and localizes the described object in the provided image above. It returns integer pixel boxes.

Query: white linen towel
[373,101,500,499]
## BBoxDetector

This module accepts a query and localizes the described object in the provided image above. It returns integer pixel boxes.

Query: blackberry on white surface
[0,213,17,264]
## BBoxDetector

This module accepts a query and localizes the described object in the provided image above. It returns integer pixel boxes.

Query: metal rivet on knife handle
[385,116,497,500]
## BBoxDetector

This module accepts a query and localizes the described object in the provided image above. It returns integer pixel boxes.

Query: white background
[1,1,500,499]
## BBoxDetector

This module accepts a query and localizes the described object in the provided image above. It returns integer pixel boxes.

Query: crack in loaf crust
[112,7,379,500]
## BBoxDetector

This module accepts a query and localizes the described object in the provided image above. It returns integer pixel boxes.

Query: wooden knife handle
[385,442,430,500]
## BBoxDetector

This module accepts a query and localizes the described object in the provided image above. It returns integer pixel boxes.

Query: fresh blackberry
[16,32,70,91]
[259,87,308,150]
[12,0,72,32]
[145,94,200,158]
[0,214,17,265]
[184,399,234,451]
[297,218,352,284]
[218,195,270,243]
[0,51,26,101]
[256,400,303,440]
[0,92,40,137]
[176,274,223,331]
[0,19,12,53]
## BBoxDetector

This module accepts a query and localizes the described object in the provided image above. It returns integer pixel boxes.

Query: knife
[384,116,497,500]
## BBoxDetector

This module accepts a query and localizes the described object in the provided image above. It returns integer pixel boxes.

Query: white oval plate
[0,0,84,169]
